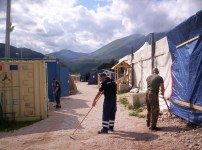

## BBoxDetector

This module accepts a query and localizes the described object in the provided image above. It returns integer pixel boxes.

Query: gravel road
[0,82,202,150]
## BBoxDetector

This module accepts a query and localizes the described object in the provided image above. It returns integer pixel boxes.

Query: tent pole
[150,33,155,72]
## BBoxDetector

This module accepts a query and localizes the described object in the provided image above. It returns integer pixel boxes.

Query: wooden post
[131,47,134,87]
[115,68,117,81]
[150,33,155,73]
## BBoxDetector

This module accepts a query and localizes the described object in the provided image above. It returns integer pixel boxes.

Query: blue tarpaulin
[88,69,114,85]
[167,10,202,125]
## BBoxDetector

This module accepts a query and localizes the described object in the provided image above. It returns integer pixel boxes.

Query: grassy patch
[119,97,129,107]
[0,120,40,132]
[129,103,145,118]
[119,97,146,118]
[117,90,129,95]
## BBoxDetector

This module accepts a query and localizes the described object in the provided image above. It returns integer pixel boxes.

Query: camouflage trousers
[146,91,160,127]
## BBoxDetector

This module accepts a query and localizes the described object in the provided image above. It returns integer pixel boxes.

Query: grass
[119,97,146,118]
[117,90,129,95]
[0,120,40,132]
[119,97,129,107]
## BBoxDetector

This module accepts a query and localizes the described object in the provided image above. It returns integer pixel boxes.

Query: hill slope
[0,43,45,58]
[48,49,88,60]
[54,32,166,73]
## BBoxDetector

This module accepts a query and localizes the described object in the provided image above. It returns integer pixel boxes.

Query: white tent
[119,37,172,98]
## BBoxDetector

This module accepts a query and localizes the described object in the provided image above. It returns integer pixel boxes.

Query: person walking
[146,68,164,131]
[92,73,117,134]
[52,78,61,108]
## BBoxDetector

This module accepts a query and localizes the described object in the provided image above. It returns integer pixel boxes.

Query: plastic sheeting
[155,53,172,98]
[167,10,202,125]
[130,37,172,98]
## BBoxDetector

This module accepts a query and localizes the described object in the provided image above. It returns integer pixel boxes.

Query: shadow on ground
[112,130,160,141]
[0,96,90,138]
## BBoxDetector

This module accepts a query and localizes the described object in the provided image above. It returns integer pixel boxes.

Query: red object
[0,65,2,71]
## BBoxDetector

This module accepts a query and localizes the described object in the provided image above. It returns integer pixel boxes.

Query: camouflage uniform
[146,74,163,127]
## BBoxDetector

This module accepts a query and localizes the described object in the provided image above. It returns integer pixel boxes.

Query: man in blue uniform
[52,78,61,108]
[92,73,117,134]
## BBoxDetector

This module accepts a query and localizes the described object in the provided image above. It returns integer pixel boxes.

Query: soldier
[92,73,117,134]
[146,68,164,131]
[52,78,61,108]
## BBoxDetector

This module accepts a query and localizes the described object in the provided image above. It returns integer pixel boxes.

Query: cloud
[0,0,201,54]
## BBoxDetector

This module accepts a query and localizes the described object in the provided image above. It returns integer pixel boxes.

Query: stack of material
[69,75,78,95]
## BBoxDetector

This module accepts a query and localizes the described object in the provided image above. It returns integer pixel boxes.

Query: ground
[0,82,202,150]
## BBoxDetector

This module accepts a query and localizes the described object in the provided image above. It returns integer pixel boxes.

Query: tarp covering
[88,69,114,85]
[130,37,172,98]
[167,10,202,125]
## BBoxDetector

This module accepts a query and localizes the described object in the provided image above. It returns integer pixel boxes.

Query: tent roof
[91,69,114,75]
[112,61,131,69]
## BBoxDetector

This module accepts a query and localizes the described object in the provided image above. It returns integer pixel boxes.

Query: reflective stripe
[102,124,109,127]
[102,121,109,124]
[109,124,114,126]
[109,120,115,123]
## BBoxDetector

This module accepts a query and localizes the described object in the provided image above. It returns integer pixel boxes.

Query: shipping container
[0,60,48,121]
[59,66,69,97]
[46,59,60,101]
[46,59,69,101]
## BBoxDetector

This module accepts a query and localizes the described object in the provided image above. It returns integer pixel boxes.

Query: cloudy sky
[0,0,202,54]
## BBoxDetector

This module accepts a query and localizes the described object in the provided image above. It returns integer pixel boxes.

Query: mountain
[88,34,145,60]
[86,32,166,60]
[53,32,166,73]
[0,43,45,58]
[48,49,88,60]
[0,31,166,74]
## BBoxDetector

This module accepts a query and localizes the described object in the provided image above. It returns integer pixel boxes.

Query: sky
[0,0,202,54]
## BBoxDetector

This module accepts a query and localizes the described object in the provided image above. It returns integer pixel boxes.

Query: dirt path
[0,82,202,150]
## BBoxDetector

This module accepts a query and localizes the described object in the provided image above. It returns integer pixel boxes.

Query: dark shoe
[56,105,61,108]
[98,129,108,134]
[146,120,150,127]
[109,126,114,131]
[149,126,161,131]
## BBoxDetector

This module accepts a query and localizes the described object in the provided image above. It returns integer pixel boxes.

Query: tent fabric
[119,42,150,64]
[88,69,114,85]
[155,37,169,56]
[130,38,172,98]
[155,53,172,98]
[167,10,202,125]
[132,42,150,63]
[119,54,131,64]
